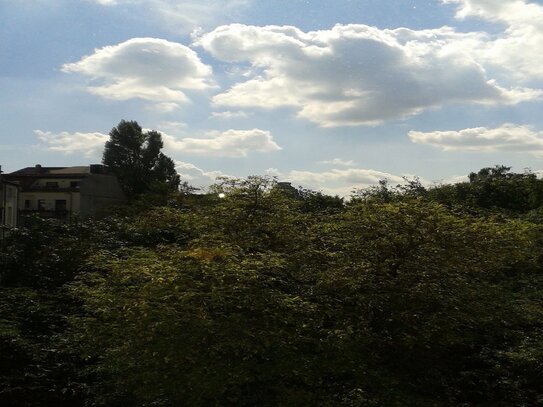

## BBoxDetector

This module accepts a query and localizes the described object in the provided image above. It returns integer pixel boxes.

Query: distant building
[5,164,125,221]
[1,167,20,236]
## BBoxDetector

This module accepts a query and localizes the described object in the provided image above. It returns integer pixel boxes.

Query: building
[1,166,20,237]
[5,164,125,221]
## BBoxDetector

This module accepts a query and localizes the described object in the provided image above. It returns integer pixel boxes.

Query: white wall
[1,183,19,227]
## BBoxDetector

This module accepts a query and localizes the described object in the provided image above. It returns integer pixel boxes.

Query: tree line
[0,121,542,406]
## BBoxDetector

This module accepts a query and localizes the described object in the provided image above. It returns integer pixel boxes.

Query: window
[46,181,59,189]
[70,181,80,189]
[55,199,67,211]
[24,199,31,209]
[37,199,46,211]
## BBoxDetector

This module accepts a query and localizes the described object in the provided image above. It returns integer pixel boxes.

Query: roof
[9,165,92,176]
[5,165,109,189]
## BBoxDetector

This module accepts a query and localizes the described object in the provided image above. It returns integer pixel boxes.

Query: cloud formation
[62,38,213,108]
[409,123,543,155]
[32,128,433,198]
[270,167,406,197]
[174,161,227,189]
[196,23,538,127]
[210,110,250,119]
[318,158,356,167]
[36,125,278,159]
[163,128,281,157]
[445,0,543,82]
[35,130,108,157]
[174,163,409,197]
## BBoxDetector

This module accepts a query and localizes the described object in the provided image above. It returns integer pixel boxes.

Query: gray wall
[80,174,125,216]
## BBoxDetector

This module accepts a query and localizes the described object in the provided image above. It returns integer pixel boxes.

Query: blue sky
[1,0,543,196]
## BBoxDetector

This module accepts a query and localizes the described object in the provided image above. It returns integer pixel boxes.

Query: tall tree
[103,120,180,197]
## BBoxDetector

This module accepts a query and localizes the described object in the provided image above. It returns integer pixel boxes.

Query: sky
[1,0,543,196]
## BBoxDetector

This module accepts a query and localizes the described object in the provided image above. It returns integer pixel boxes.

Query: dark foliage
[1,170,542,406]
[103,120,180,197]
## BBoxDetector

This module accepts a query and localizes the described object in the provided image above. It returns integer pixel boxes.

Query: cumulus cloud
[409,123,543,155]
[445,0,541,24]
[318,158,356,167]
[163,128,281,157]
[35,130,108,157]
[210,110,250,119]
[176,162,407,197]
[184,165,408,198]
[196,23,539,127]
[438,174,470,184]
[270,167,407,197]
[174,161,228,189]
[264,167,281,177]
[36,125,278,160]
[445,0,543,82]
[288,168,405,188]
[62,38,214,108]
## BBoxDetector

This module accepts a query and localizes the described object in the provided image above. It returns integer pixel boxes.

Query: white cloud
[147,102,182,113]
[175,163,407,197]
[436,174,470,184]
[178,164,408,198]
[35,125,278,161]
[409,123,543,155]
[35,130,108,158]
[210,110,250,119]
[163,128,281,157]
[272,167,407,197]
[264,167,281,177]
[174,161,227,190]
[91,0,250,32]
[445,0,543,82]
[318,158,356,167]
[288,168,405,189]
[62,38,214,108]
[445,0,541,23]
[196,23,539,127]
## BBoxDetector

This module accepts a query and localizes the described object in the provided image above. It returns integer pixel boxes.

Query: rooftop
[9,164,105,176]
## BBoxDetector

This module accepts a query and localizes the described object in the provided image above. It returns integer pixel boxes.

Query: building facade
[5,164,125,221]
[1,176,19,237]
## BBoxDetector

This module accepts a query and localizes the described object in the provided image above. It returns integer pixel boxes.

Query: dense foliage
[1,168,542,406]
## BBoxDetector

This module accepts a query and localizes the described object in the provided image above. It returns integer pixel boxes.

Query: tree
[102,120,180,197]
[67,181,543,406]
[428,166,543,213]
[3,173,543,406]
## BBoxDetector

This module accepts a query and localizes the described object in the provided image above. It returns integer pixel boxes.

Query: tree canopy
[1,170,542,406]
[102,120,180,197]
